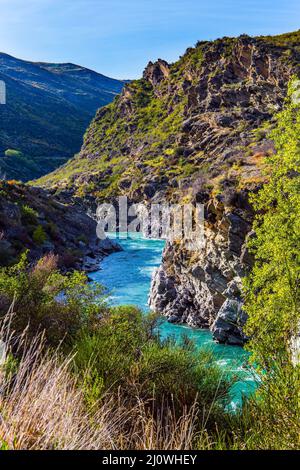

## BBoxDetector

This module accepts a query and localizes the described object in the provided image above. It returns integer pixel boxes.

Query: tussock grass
[0,340,117,449]
[0,311,199,450]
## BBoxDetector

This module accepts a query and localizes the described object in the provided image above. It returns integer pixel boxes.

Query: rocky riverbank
[0,181,121,272]
[36,31,300,344]
[149,194,253,345]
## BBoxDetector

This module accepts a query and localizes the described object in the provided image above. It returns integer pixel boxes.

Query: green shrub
[32,225,47,245]
[73,306,152,392]
[244,80,300,368]
[73,306,233,425]
[20,205,38,225]
[218,364,300,450]
[4,149,23,158]
[133,341,232,421]
[233,80,300,451]
[0,253,107,348]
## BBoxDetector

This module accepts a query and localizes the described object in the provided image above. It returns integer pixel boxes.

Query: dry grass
[0,310,198,450]
[124,398,198,450]
[0,339,120,449]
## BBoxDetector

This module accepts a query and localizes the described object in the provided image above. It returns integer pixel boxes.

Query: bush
[4,149,23,158]
[132,341,232,423]
[0,253,107,348]
[73,306,233,426]
[0,322,199,450]
[73,306,157,392]
[234,80,300,451]
[219,364,300,450]
[32,225,47,245]
[20,205,38,225]
[244,80,300,368]
[0,332,120,450]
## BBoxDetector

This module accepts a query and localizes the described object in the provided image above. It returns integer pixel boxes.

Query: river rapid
[90,233,257,408]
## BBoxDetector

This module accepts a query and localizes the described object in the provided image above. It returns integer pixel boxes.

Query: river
[90,232,257,408]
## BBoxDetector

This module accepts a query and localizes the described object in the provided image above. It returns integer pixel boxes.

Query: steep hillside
[38,32,300,199]
[37,31,300,344]
[0,53,125,180]
[0,181,120,271]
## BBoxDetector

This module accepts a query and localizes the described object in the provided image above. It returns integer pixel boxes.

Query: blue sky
[0,0,299,79]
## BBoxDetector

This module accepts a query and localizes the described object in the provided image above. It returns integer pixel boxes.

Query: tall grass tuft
[0,310,199,450]
[0,336,121,449]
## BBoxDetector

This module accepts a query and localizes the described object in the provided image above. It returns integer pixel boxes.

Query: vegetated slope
[37,31,300,201]
[0,53,125,180]
[0,181,120,270]
[37,31,300,344]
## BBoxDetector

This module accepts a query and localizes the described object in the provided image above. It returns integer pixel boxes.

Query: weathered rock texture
[149,195,253,344]
[0,181,121,271]
[37,31,300,343]
[38,34,300,198]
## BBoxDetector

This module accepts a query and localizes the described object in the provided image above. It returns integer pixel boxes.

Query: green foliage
[73,306,233,422]
[259,29,300,48]
[243,80,300,367]
[4,149,23,158]
[20,205,38,226]
[131,79,153,107]
[32,225,47,245]
[134,341,231,419]
[0,53,125,181]
[219,364,300,450]
[0,253,106,348]
[73,306,159,392]
[0,440,10,450]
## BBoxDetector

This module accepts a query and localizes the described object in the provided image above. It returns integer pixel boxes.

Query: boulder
[211,298,248,346]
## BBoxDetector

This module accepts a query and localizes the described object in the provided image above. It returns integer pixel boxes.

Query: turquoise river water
[90,233,257,408]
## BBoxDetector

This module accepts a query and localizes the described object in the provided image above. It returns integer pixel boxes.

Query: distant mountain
[0,53,125,180]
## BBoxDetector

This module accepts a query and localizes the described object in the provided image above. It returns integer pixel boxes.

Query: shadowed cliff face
[149,194,253,345]
[0,182,121,271]
[37,32,300,344]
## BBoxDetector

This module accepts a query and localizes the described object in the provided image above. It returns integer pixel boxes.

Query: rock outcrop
[143,59,170,87]
[0,181,121,271]
[36,31,300,344]
[149,193,253,344]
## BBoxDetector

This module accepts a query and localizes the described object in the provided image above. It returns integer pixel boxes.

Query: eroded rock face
[211,298,247,346]
[0,182,121,271]
[38,33,300,343]
[149,195,253,345]
[143,59,170,87]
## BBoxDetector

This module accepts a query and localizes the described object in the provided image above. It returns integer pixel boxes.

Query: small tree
[244,80,300,368]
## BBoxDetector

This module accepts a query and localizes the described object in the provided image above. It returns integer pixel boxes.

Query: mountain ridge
[37,31,300,200]
[0,53,125,181]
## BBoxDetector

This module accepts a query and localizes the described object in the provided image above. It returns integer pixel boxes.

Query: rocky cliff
[149,195,253,345]
[37,31,300,344]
